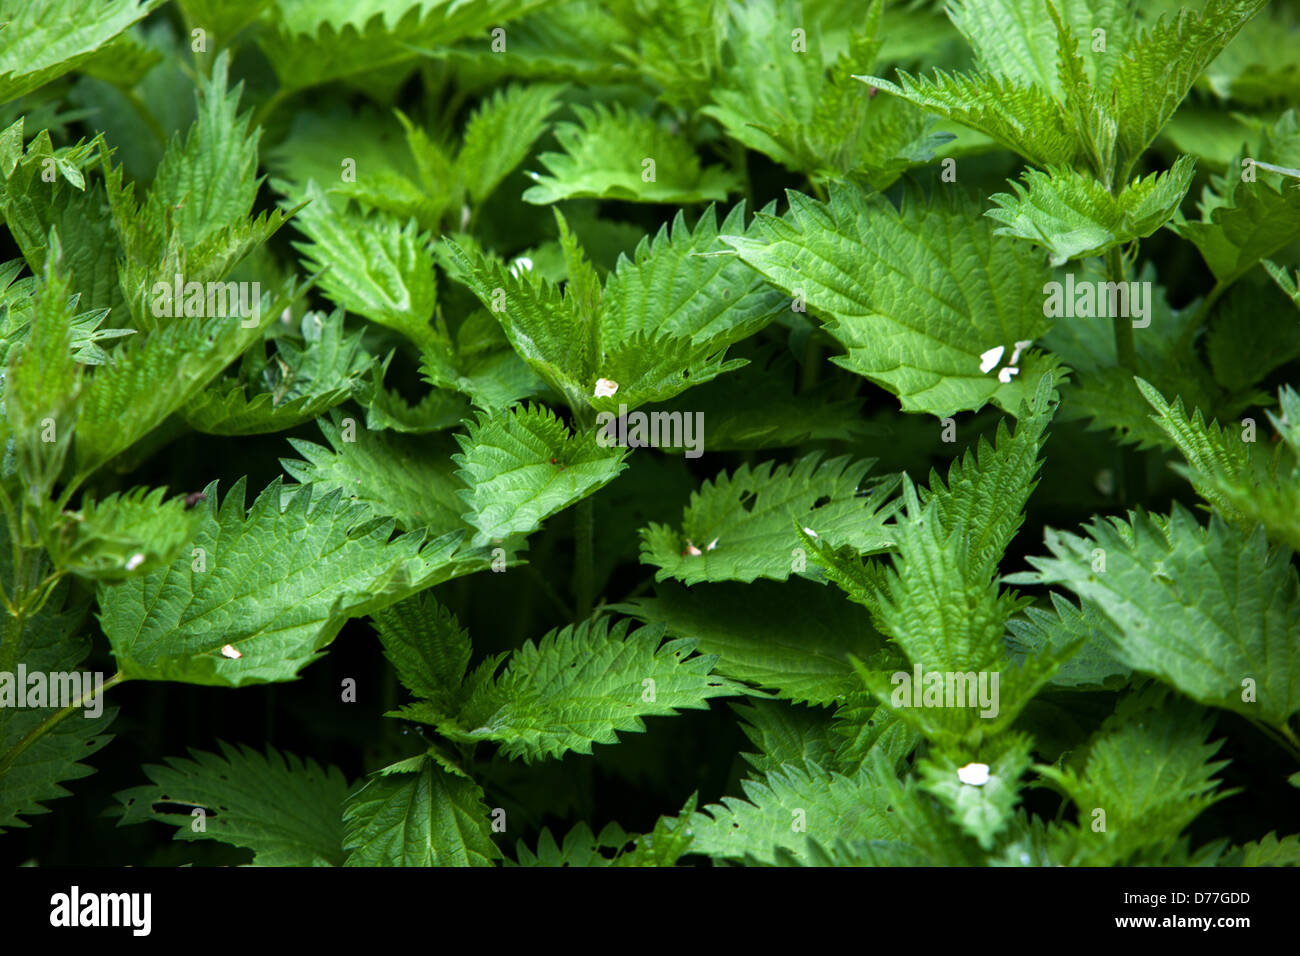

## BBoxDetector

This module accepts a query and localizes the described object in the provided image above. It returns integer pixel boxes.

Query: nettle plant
[0,0,1298,868]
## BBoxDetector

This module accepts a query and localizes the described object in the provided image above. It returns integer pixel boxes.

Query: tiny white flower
[706,538,719,551]
[957,762,990,786]
[997,366,1020,384]
[509,256,534,277]
[125,552,145,571]
[1009,339,1032,366]
[683,541,702,557]
[594,377,619,398]
[978,345,1005,374]
[220,644,242,660]
[802,527,819,538]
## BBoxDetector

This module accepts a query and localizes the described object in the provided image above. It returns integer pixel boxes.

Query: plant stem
[0,672,126,777]
[1104,244,1147,507]
[0,545,43,673]
[1108,246,1137,372]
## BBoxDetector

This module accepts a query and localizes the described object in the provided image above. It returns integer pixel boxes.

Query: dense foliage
[1,0,1299,867]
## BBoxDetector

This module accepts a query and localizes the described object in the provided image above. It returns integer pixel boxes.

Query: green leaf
[458,83,566,203]
[1045,263,1226,451]
[703,0,946,187]
[1205,279,1300,393]
[682,759,898,865]
[916,733,1033,851]
[258,0,552,94]
[862,0,1266,176]
[75,312,274,476]
[523,103,739,205]
[183,309,371,435]
[1019,504,1300,728]
[1110,0,1268,169]
[611,796,697,866]
[0,0,165,105]
[267,106,445,228]
[0,550,116,833]
[441,238,592,411]
[987,157,1196,265]
[283,413,467,534]
[114,743,348,866]
[858,69,1082,171]
[445,206,771,415]
[732,698,837,777]
[1036,687,1235,865]
[361,363,472,433]
[1005,592,1130,690]
[1233,832,1300,867]
[42,486,202,582]
[96,477,449,686]
[852,374,1071,748]
[1138,378,1300,551]
[1171,111,1300,286]
[341,754,499,866]
[3,241,82,502]
[452,403,628,546]
[176,0,275,50]
[723,184,1056,418]
[511,820,632,867]
[639,453,899,585]
[291,184,438,347]
[106,51,292,322]
[371,592,471,713]
[0,121,123,316]
[397,618,739,763]
[616,578,884,706]
[600,203,785,355]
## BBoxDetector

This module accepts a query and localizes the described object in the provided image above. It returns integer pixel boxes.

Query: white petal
[509,256,534,277]
[706,538,719,551]
[997,366,1020,384]
[125,553,145,571]
[957,762,990,786]
[1009,339,1032,366]
[593,377,619,398]
[220,644,242,659]
[802,527,819,538]
[978,345,1004,374]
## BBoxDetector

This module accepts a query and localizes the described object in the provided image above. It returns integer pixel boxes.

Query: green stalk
[1105,242,1146,507]
[0,672,126,778]
[1108,246,1137,373]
